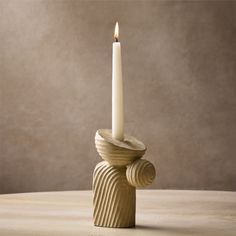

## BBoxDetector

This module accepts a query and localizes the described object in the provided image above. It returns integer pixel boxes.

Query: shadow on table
[135,225,200,235]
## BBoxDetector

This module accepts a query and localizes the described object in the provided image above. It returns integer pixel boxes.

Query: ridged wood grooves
[126,159,156,187]
[95,129,146,166]
[93,129,156,228]
[93,161,135,228]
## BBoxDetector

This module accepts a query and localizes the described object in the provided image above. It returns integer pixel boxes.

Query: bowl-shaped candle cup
[95,129,146,166]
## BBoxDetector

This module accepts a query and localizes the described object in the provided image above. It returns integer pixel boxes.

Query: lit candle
[112,22,124,141]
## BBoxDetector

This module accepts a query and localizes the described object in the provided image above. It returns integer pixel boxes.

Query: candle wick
[114,37,119,42]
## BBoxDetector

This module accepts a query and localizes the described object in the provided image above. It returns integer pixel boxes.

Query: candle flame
[114,22,119,42]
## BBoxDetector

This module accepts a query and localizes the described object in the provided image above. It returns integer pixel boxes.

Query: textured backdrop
[0,0,236,193]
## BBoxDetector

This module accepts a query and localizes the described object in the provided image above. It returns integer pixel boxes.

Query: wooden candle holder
[93,129,156,228]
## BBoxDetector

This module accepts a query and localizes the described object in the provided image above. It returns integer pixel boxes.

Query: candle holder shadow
[93,129,156,228]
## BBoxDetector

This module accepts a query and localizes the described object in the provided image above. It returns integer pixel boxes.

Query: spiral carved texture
[126,159,156,187]
[93,161,136,228]
[95,129,146,166]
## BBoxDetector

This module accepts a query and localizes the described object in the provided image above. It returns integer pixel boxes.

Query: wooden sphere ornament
[126,159,156,187]
[93,129,156,228]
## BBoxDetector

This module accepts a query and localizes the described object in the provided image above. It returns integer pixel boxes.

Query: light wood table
[0,190,235,236]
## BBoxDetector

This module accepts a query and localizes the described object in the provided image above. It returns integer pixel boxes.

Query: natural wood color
[94,129,156,228]
[126,159,156,187]
[0,190,235,236]
[95,129,146,166]
[93,161,135,228]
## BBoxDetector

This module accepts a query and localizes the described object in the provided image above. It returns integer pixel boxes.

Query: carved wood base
[93,161,135,228]
[93,129,156,228]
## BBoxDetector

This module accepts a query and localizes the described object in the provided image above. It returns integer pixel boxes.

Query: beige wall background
[0,0,235,193]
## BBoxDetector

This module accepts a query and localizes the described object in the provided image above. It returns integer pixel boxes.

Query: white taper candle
[112,22,124,141]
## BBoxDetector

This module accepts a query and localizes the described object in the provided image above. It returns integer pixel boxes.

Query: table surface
[0,190,235,236]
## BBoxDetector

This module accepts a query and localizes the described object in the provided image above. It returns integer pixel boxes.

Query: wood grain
[95,129,146,166]
[94,129,155,227]
[93,161,135,227]
[0,190,235,236]
[126,159,156,187]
